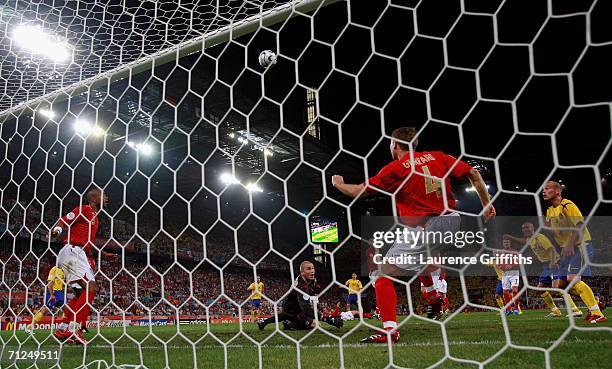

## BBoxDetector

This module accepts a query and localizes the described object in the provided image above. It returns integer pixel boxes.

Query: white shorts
[57,244,94,283]
[437,279,448,294]
[340,311,355,321]
[371,214,461,283]
[420,275,448,294]
[502,270,519,290]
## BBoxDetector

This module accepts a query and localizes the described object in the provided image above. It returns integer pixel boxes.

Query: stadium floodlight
[74,119,93,135]
[136,143,153,155]
[75,119,105,137]
[228,132,235,138]
[38,108,55,119]
[12,24,72,62]
[264,149,273,157]
[220,173,239,185]
[92,125,106,137]
[246,183,263,193]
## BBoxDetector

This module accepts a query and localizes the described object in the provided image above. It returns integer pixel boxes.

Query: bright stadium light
[246,183,263,193]
[38,108,56,119]
[12,24,72,62]
[220,173,239,185]
[75,119,105,137]
[136,143,153,155]
[264,148,273,157]
[74,119,93,135]
[92,125,106,137]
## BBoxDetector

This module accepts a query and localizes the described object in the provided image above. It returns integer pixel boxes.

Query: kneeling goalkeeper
[258,261,342,330]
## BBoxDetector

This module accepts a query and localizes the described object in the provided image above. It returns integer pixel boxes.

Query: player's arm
[465,168,495,220]
[247,283,253,291]
[50,207,81,238]
[332,161,401,199]
[561,203,585,257]
[548,246,558,268]
[332,176,368,199]
[503,234,527,244]
[46,271,56,301]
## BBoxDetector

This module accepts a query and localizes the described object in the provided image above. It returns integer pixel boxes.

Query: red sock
[362,312,373,319]
[375,277,397,328]
[330,307,341,318]
[62,296,79,326]
[75,290,95,328]
[419,275,439,304]
[443,296,449,311]
[503,291,513,310]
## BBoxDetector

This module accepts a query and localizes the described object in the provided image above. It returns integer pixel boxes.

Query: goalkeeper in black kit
[258,261,343,330]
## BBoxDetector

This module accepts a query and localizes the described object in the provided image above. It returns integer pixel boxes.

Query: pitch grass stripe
[85,338,612,350]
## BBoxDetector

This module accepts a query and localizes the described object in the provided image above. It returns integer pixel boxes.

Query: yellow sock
[571,281,603,316]
[32,310,44,325]
[496,297,504,309]
[541,292,560,313]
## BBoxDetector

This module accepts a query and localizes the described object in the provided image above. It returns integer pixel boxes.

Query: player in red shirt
[51,187,117,344]
[498,239,521,315]
[332,127,494,343]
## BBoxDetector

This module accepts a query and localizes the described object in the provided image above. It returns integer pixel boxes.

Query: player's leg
[495,280,505,309]
[566,243,605,323]
[258,311,290,330]
[420,214,461,314]
[539,267,561,317]
[54,246,95,344]
[511,285,520,315]
[438,279,449,314]
[502,274,515,315]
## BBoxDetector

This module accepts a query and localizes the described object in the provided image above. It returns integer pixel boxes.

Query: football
[258,50,277,68]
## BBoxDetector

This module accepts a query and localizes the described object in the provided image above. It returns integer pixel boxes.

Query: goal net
[0,0,611,368]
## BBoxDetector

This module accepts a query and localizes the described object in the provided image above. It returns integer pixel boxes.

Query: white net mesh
[0,0,611,368]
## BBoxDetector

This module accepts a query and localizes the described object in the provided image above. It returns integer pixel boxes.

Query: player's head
[542,181,562,201]
[502,238,513,250]
[299,261,315,281]
[521,222,535,237]
[87,187,107,209]
[257,276,261,283]
[390,127,418,160]
[351,273,357,280]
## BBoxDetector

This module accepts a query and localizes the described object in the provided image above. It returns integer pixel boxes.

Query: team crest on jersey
[66,212,75,220]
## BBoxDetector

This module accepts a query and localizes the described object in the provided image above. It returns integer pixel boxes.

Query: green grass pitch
[1,310,610,368]
[311,226,338,243]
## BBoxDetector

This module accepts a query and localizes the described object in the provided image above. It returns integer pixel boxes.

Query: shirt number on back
[422,166,442,194]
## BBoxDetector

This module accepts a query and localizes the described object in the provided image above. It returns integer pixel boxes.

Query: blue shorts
[45,290,64,309]
[495,280,503,296]
[555,242,593,281]
[346,294,358,306]
[252,299,261,308]
[538,264,560,285]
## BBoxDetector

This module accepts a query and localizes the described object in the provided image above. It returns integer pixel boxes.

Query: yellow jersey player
[345,273,362,311]
[26,266,65,334]
[505,222,581,317]
[543,181,606,323]
[247,276,264,320]
[490,261,504,309]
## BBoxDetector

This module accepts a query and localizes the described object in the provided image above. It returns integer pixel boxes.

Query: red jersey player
[51,187,116,344]
[332,127,494,343]
[498,238,521,315]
